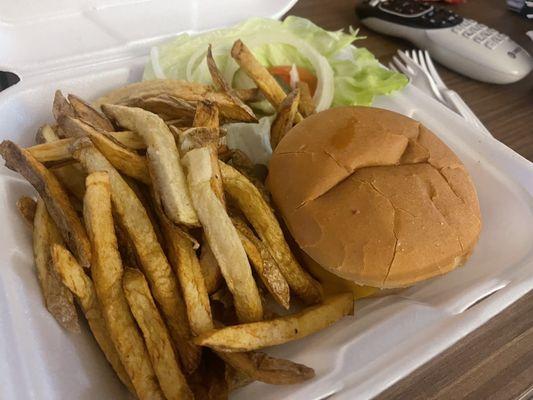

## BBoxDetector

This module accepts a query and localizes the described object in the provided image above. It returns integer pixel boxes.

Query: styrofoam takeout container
[1,1,532,399]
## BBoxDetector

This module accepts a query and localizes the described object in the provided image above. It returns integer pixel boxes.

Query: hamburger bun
[267,106,481,288]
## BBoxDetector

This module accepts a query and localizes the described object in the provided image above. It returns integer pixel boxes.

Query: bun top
[268,106,481,288]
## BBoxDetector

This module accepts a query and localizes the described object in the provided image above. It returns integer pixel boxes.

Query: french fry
[225,365,253,392]
[114,221,139,268]
[230,40,302,123]
[120,94,196,122]
[83,171,164,400]
[296,81,315,117]
[61,116,150,184]
[183,147,263,323]
[155,199,214,335]
[193,100,225,204]
[232,217,290,309]
[50,244,134,393]
[206,44,256,123]
[123,268,194,400]
[199,242,223,294]
[179,127,221,154]
[52,90,76,122]
[28,131,145,165]
[219,162,323,304]
[68,94,115,132]
[270,88,300,150]
[36,124,60,144]
[16,196,37,228]
[72,141,201,373]
[95,79,257,122]
[0,141,91,268]
[33,124,87,201]
[195,292,353,352]
[219,351,314,385]
[234,87,261,103]
[33,199,80,332]
[102,104,198,226]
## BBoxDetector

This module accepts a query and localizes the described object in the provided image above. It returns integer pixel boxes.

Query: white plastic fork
[408,49,492,137]
[389,52,446,104]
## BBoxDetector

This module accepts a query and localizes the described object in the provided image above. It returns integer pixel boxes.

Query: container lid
[0,0,298,77]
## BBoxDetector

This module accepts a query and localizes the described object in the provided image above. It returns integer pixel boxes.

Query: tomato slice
[268,66,317,95]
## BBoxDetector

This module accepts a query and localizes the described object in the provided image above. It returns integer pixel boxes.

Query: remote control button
[463,28,478,38]
[485,40,498,49]
[474,35,485,43]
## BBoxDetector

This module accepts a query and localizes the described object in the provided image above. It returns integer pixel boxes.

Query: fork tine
[388,62,399,73]
[417,50,430,74]
[397,50,420,71]
[391,56,409,75]
[410,49,419,65]
[424,50,446,88]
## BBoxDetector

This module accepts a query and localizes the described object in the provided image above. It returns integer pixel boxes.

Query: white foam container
[1,1,532,399]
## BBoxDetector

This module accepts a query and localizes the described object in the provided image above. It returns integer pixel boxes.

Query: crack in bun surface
[268,106,481,288]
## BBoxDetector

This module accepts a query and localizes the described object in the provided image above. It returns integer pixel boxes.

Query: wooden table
[286,1,533,399]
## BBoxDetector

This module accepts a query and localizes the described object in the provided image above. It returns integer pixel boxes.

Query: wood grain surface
[287,0,533,161]
[286,1,533,399]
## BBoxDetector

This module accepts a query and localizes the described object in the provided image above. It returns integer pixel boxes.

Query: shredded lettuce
[143,16,407,108]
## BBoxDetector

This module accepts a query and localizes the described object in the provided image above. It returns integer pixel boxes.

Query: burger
[267,106,482,296]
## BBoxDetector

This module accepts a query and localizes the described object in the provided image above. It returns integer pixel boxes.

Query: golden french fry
[62,117,150,184]
[219,351,315,385]
[199,242,223,294]
[33,199,80,332]
[270,88,300,150]
[36,124,60,144]
[0,141,91,268]
[183,147,263,323]
[206,44,256,123]
[196,292,353,352]
[192,100,225,204]
[83,171,164,400]
[72,141,201,373]
[52,90,76,122]
[121,94,196,122]
[219,162,323,304]
[94,79,257,122]
[16,196,37,228]
[232,217,290,309]
[51,244,134,393]
[68,94,115,132]
[33,124,87,201]
[230,40,302,123]
[28,131,145,165]
[102,104,198,226]
[154,194,213,335]
[123,268,193,400]
[296,81,315,117]
[225,365,253,392]
[179,127,221,153]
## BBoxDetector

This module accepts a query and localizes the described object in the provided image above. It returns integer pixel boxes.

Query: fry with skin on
[218,351,315,385]
[95,79,257,122]
[123,268,193,400]
[121,94,196,122]
[83,171,163,399]
[50,244,134,393]
[72,140,201,373]
[0,140,91,268]
[154,194,214,335]
[16,196,37,228]
[60,117,150,184]
[270,88,300,150]
[232,217,290,310]
[36,124,60,144]
[206,44,256,123]
[52,90,76,122]
[219,162,323,304]
[199,243,223,294]
[192,100,225,204]
[33,125,87,201]
[33,199,80,332]
[102,104,198,226]
[230,39,302,123]
[183,147,263,323]
[68,94,115,132]
[296,81,315,117]
[195,292,353,352]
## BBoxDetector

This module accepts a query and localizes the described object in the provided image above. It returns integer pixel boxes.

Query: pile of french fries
[1,39,354,399]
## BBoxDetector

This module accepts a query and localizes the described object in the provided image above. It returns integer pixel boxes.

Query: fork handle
[441,90,492,137]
